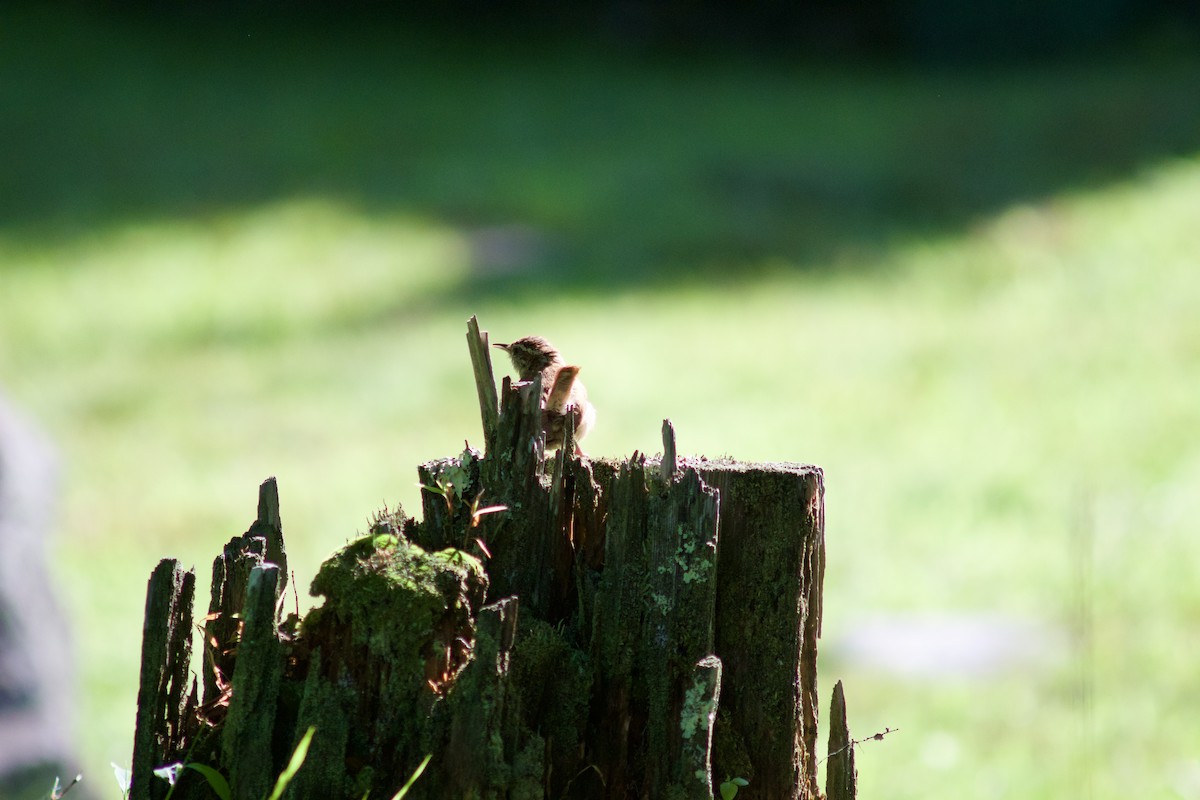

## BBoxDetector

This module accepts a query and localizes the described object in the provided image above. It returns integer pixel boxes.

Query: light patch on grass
[0,198,469,361]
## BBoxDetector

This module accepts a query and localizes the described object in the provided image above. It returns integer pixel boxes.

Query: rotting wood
[203,534,265,707]
[683,655,722,797]
[442,597,529,796]
[203,478,286,707]
[127,317,831,800]
[583,455,824,799]
[130,559,197,800]
[698,460,825,798]
[222,564,283,800]
[251,476,287,597]
[204,474,285,705]
[466,314,500,442]
[825,680,857,800]
[662,418,677,479]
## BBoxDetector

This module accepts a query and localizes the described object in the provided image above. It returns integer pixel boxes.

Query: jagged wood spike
[467,315,500,446]
[223,564,284,800]
[662,418,677,481]
[825,680,856,800]
[203,535,266,704]
[250,477,287,598]
[561,393,576,458]
[130,559,196,800]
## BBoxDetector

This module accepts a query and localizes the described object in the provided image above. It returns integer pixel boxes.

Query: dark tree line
[105,0,1200,61]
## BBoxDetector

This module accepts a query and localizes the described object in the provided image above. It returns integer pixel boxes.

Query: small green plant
[137,729,428,800]
[265,725,317,800]
[418,471,507,555]
[719,776,749,799]
[388,753,432,800]
[155,759,230,800]
[150,725,316,800]
[168,763,231,800]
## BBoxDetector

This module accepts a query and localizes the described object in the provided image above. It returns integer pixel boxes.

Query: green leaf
[266,726,317,800]
[720,777,748,800]
[184,764,232,800]
[390,754,432,800]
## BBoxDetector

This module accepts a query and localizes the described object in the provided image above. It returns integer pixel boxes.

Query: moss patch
[306,532,486,665]
[510,617,592,795]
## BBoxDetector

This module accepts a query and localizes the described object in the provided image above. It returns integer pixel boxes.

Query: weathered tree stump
[129,317,836,800]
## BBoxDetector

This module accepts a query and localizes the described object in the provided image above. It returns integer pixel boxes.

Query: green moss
[679,679,713,741]
[306,532,487,668]
[297,533,490,797]
[712,708,754,786]
[510,617,591,793]
[284,652,356,800]
[350,765,375,799]
[508,737,546,800]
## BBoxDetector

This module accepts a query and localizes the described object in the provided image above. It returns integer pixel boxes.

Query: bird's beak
[493,342,509,351]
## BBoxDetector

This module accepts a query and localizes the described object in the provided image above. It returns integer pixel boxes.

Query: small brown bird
[493,335,596,454]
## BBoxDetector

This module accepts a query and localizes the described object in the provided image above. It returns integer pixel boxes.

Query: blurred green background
[2,4,1199,798]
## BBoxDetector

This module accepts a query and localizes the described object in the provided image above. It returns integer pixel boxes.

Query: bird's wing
[545,366,580,414]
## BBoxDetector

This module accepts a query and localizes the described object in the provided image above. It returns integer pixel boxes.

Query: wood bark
[130,560,197,800]
[223,564,284,800]
[825,681,857,800]
[128,317,829,800]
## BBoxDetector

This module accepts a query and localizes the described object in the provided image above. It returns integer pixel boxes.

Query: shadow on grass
[4,6,1199,301]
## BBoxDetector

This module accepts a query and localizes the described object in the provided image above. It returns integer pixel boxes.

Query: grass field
[2,7,1199,799]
